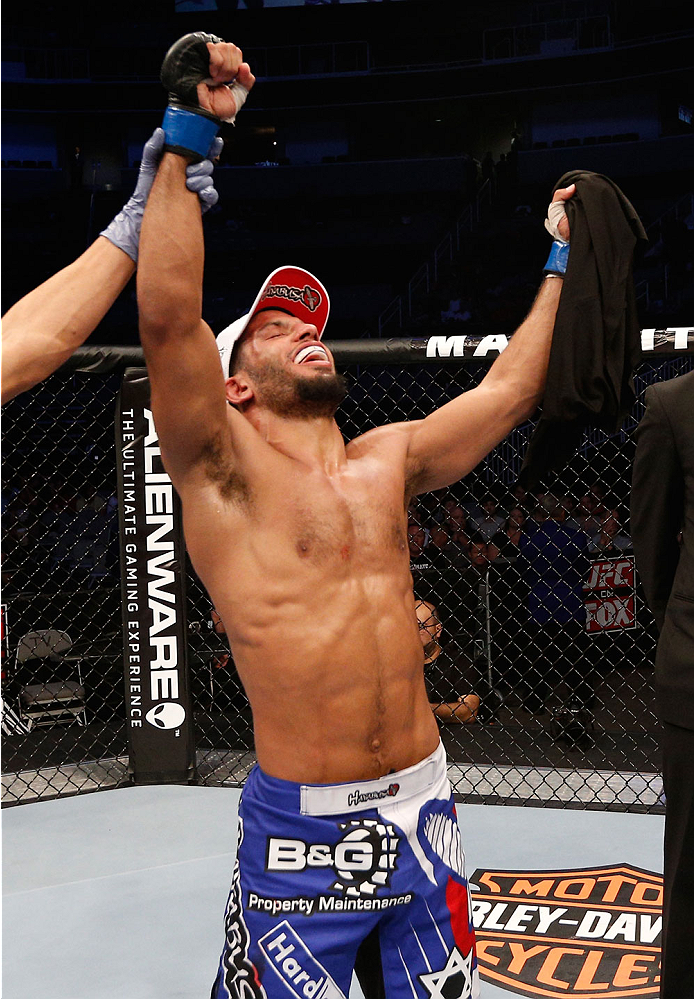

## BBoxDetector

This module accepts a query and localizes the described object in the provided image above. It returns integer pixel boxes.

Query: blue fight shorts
[211,741,479,999]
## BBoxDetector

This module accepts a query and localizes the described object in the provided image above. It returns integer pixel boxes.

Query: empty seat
[15,630,86,729]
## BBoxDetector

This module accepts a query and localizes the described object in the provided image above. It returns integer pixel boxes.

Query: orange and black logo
[470,864,662,997]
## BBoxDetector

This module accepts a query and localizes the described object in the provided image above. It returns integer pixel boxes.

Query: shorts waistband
[246,741,445,816]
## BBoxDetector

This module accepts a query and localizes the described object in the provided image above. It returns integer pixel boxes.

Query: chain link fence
[3,345,692,810]
[2,370,128,803]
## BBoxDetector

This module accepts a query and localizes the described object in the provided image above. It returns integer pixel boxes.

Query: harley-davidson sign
[470,865,662,997]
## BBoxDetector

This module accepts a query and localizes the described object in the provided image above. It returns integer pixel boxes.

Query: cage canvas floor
[2,785,664,999]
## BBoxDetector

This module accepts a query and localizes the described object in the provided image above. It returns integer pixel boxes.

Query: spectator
[517,494,593,715]
[467,534,490,569]
[575,492,600,538]
[444,503,468,535]
[427,525,451,552]
[509,482,533,511]
[588,481,609,512]
[488,514,524,561]
[560,494,582,532]
[415,599,480,724]
[526,504,549,533]
[507,505,527,530]
[575,493,603,537]
[470,494,505,541]
[407,523,428,559]
[589,508,632,554]
[439,503,470,553]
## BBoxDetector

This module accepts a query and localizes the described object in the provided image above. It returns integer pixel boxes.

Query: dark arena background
[2,2,694,997]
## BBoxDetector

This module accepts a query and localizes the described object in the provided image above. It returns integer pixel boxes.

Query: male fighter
[137,33,573,999]
[1,130,223,404]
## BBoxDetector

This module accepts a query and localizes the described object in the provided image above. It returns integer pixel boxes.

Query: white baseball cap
[216,265,330,378]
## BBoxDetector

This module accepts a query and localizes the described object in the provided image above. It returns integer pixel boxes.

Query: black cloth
[660,721,694,999]
[631,370,694,728]
[520,171,647,488]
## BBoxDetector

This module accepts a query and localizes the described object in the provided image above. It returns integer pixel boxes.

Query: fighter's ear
[225,373,254,406]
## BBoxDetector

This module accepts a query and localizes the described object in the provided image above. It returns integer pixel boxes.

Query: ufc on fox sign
[470,865,662,997]
[116,369,195,784]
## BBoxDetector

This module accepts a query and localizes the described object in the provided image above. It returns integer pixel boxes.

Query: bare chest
[255,468,408,566]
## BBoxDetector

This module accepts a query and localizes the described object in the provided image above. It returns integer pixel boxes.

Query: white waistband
[299,741,445,816]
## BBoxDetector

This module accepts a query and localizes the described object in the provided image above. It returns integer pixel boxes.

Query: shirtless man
[1,130,221,404]
[137,34,573,999]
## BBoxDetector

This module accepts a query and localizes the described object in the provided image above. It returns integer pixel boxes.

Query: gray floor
[2,785,664,998]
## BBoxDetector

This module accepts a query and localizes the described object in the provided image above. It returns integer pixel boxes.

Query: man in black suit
[631,369,694,998]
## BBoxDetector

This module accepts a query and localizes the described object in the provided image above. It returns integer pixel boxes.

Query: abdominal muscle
[208,566,441,784]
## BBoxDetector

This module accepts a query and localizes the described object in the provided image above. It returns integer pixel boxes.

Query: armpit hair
[200,430,251,505]
[404,454,426,497]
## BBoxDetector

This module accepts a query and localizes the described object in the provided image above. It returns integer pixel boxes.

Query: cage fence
[2,340,692,811]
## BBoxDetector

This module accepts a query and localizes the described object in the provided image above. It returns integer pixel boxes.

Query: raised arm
[137,37,255,488]
[1,129,220,405]
[405,186,574,494]
[137,155,230,485]
[1,239,134,404]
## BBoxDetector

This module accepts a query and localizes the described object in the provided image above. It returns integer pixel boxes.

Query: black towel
[519,170,647,489]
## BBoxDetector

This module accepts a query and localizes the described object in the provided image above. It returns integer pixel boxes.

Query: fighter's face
[232,310,346,417]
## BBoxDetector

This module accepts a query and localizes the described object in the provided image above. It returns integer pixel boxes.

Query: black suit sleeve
[631,385,684,632]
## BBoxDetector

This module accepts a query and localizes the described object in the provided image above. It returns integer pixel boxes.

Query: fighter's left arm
[405,184,573,495]
[405,277,561,494]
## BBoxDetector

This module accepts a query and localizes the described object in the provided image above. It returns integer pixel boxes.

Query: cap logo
[260,282,323,312]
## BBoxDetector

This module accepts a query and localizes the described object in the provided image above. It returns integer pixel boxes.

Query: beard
[248,358,348,418]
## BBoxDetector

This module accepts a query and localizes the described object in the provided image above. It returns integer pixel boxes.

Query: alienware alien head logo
[302,285,321,312]
[145,702,186,730]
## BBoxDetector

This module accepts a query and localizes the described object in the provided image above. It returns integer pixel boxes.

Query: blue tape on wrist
[543,240,570,275]
[161,106,220,161]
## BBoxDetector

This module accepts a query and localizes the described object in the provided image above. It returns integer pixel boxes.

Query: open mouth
[293,345,330,366]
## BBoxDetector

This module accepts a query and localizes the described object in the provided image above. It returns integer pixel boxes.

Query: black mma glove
[160,31,249,162]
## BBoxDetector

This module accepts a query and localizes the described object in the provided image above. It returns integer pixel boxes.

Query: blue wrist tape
[161,106,220,162]
[543,240,570,276]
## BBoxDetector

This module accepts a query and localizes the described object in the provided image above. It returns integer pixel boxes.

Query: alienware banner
[116,368,196,785]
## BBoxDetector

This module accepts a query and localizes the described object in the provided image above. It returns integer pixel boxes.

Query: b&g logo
[266,819,399,898]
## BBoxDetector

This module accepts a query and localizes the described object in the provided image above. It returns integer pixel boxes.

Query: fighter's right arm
[137,152,230,488]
